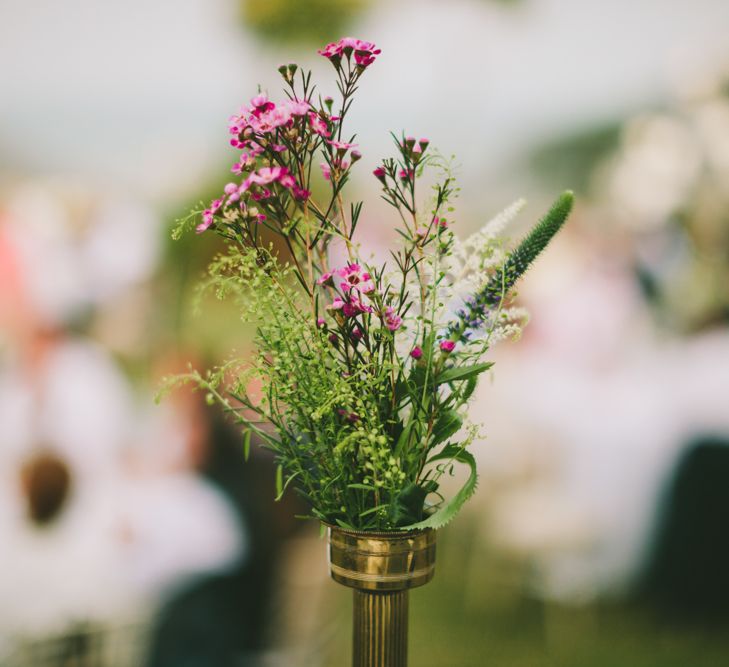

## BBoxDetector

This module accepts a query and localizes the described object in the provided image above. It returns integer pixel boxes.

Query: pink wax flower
[309,113,331,138]
[398,168,414,182]
[351,327,363,342]
[373,166,386,182]
[316,317,326,328]
[278,172,296,188]
[250,93,275,114]
[320,163,332,181]
[384,306,402,332]
[439,340,455,353]
[318,38,381,70]
[326,297,345,311]
[288,100,311,116]
[292,185,311,201]
[410,346,423,360]
[244,166,296,191]
[419,138,430,151]
[415,227,428,238]
[329,139,358,152]
[338,263,375,294]
[318,42,341,61]
[248,166,284,185]
[196,198,223,234]
[342,297,373,318]
[317,271,334,286]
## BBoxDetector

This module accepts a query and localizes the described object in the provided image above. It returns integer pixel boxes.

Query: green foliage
[404,442,479,530]
[481,191,574,306]
[167,51,573,531]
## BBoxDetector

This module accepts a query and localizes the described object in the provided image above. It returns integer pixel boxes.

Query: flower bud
[439,340,455,353]
[350,150,362,163]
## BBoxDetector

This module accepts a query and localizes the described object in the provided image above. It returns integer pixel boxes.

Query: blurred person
[0,180,245,662]
[477,195,729,606]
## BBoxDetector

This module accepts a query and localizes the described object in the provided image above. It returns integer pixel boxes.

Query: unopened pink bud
[439,340,455,353]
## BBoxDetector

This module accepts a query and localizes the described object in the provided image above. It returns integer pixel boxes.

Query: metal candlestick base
[327,526,436,667]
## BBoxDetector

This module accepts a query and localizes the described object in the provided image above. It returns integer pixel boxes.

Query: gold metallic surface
[327,526,437,667]
[352,589,408,667]
[327,526,436,592]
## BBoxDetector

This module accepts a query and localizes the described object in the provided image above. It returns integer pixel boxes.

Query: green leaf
[431,409,463,446]
[401,446,478,530]
[394,421,414,456]
[275,464,283,499]
[461,375,479,402]
[388,481,439,526]
[436,362,494,385]
[243,429,252,462]
[347,483,377,492]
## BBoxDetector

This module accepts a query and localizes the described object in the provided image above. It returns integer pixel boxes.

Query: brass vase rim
[323,522,435,539]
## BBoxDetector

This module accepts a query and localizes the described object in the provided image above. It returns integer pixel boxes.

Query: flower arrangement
[166,37,573,532]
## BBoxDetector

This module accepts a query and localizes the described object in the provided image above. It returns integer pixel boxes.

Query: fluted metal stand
[353,589,409,667]
[327,526,436,667]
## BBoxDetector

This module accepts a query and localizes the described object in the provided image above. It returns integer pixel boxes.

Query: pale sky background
[1,0,728,207]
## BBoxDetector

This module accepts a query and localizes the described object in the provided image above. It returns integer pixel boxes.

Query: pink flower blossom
[373,166,386,182]
[384,306,402,332]
[196,198,223,234]
[279,173,296,188]
[410,346,423,360]
[244,166,297,192]
[318,42,341,60]
[439,340,455,353]
[292,185,311,201]
[316,317,326,328]
[326,297,345,311]
[318,38,381,70]
[398,168,414,182]
[338,263,375,294]
[317,271,334,286]
[329,139,358,152]
[415,227,428,238]
[320,163,332,181]
[250,93,275,115]
[309,112,331,138]
[342,297,373,317]
[351,327,363,342]
[288,100,311,116]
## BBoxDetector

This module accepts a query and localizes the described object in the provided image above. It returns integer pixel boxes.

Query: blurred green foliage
[240,0,369,45]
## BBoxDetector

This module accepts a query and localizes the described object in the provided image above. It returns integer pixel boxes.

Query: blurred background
[2,0,729,665]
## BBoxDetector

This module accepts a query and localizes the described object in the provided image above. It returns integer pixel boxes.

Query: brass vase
[327,526,436,667]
